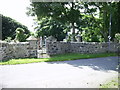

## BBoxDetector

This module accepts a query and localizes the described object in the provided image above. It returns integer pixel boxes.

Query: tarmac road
[0,56,118,88]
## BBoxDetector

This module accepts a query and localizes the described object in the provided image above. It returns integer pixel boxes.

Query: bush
[115,33,120,42]
[15,28,27,42]
[4,37,12,42]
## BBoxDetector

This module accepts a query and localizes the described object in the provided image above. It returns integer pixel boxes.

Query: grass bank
[0,53,117,65]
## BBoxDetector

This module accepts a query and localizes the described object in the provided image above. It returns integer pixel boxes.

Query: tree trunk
[70,2,76,42]
[71,22,76,42]
[99,3,109,42]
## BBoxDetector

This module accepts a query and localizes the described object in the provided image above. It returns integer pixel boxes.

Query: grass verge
[100,77,119,88]
[0,53,117,65]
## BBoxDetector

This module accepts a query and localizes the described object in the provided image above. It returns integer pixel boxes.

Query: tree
[81,15,104,42]
[27,2,120,42]
[35,17,67,41]
[27,2,86,41]
[2,14,30,40]
[15,28,27,42]
[110,2,120,40]
[27,2,100,42]
[90,2,120,42]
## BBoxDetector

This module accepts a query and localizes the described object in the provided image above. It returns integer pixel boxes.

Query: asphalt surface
[0,56,119,88]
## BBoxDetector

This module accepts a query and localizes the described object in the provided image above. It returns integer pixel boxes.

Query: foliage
[35,17,67,41]
[27,2,87,41]
[0,53,117,65]
[100,78,118,88]
[15,28,27,42]
[93,2,120,41]
[110,2,120,40]
[27,2,120,42]
[2,14,30,40]
[80,14,103,42]
[115,33,120,41]
[4,37,12,42]
[79,2,120,42]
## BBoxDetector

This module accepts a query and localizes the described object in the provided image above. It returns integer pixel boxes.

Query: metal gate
[37,36,49,58]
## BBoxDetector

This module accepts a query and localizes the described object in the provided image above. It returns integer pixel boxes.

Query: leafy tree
[91,2,120,41]
[27,2,86,41]
[2,14,30,40]
[111,2,120,40]
[35,17,67,41]
[27,2,120,42]
[15,28,27,42]
[27,2,100,42]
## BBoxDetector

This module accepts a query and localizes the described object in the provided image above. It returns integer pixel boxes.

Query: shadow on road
[47,57,119,72]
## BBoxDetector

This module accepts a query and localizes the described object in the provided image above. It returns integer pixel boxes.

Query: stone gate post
[26,36,38,58]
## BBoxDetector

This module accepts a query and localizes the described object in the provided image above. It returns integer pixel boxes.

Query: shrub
[15,28,27,42]
[4,37,12,42]
[115,33,120,42]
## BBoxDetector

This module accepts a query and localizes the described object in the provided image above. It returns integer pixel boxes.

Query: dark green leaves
[2,15,30,40]
[36,18,67,41]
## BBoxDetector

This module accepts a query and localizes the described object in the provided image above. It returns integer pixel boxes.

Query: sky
[0,0,35,32]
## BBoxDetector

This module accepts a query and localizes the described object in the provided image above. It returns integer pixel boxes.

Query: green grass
[0,53,117,65]
[100,77,119,88]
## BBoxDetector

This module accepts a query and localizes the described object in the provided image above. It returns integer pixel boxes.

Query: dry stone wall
[0,36,119,61]
[46,41,71,55]
[46,41,120,55]
[0,40,37,61]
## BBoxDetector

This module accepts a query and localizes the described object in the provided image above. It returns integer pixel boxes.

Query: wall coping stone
[0,41,30,44]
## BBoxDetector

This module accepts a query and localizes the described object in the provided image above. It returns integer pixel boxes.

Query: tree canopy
[94,2,120,41]
[27,2,120,42]
[35,17,67,41]
[2,14,30,40]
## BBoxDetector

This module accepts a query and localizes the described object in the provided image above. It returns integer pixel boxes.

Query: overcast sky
[0,0,35,32]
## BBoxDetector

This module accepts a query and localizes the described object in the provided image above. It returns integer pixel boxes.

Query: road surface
[0,56,118,88]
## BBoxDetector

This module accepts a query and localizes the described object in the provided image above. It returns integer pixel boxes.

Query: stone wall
[0,37,119,61]
[46,41,70,55]
[46,41,120,55]
[0,40,38,61]
[28,40,38,58]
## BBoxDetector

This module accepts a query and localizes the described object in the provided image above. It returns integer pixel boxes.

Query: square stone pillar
[26,36,38,58]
